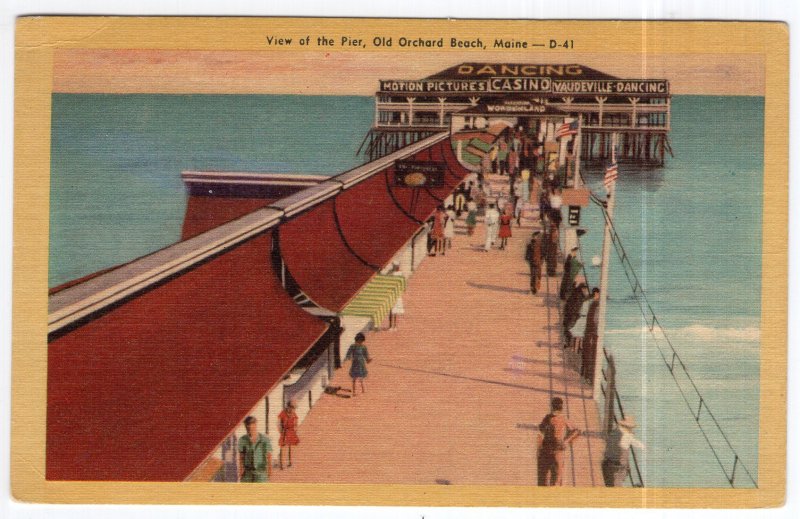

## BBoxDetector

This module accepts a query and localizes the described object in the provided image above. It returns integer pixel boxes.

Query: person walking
[444,204,457,250]
[545,220,560,276]
[567,286,592,370]
[495,135,508,175]
[508,147,519,178]
[465,180,475,198]
[465,200,478,236]
[345,332,372,396]
[388,262,405,331]
[483,202,500,251]
[549,187,563,226]
[497,136,508,175]
[238,416,273,482]
[497,194,507,217]
[581,288,601,383]
[481,151,492,177]
[454,188,467,216]
[563,283,589,345]
[488,143,499,175]
[601,416,645,487]
[525,230,544,294]
[537,397,581,486]
[560,247,582,301]
[278,401,299,469]
[513,194,524,227]
[498,211,513,250]
[475,183,487,211]
[469,181,481,202]
[423,217,436,256]
[520,168,531,202]
[512,129,522,153]
[430,206,446,256]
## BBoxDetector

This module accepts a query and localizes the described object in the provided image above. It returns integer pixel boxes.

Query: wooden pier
[271,174,605,486]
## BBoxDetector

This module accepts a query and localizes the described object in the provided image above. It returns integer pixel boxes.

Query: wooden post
[603,354,617,434]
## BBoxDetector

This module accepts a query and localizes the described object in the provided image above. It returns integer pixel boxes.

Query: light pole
[593,132,617,402]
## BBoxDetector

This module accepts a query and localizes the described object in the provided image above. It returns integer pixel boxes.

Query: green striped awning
[341,274,407,326]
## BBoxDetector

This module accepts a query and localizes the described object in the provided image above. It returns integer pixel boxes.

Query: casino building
[360,63,672,165]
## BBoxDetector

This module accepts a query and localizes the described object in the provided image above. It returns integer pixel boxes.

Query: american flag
[555,120,579,139]
[604,162,619,191]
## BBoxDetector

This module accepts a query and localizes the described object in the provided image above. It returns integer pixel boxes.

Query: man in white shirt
[483,203,500,251]
[549,187,563,211]
[601,416,645,487]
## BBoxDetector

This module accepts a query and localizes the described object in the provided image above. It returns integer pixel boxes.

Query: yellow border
[12,17,788,507]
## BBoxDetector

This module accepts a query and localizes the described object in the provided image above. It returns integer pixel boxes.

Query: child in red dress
[278,400,300,469]
[498,213,513,250]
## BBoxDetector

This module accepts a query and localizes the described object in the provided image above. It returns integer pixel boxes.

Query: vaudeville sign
[394,161,446,188]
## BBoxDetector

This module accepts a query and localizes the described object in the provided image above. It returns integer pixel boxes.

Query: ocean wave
[607,324,760,343]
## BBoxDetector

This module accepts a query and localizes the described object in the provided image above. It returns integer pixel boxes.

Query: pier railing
[599,350,645,488]
[589,191,758,489]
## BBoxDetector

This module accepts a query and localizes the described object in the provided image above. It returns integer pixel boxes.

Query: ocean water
[49,94,763,487]
[49,94,373,286]
[577,96,763,487]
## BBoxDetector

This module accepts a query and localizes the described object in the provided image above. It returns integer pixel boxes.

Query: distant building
[362,63,672,164]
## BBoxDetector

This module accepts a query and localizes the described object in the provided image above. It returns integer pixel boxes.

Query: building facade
[363,63,672,165]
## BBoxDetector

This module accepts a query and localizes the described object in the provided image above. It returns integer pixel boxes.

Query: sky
[53,49,765,96]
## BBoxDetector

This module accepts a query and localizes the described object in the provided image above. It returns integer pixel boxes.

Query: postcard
[12,17,788,507]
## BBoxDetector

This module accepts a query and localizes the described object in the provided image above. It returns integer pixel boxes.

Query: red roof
[181,195,275,240]
[47,234,327,481]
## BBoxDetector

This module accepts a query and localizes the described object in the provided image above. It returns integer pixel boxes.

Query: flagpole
[593,132,617,402]
[573,116,582,188]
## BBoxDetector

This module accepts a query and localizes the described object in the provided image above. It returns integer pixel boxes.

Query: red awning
[334,172,421,269]
[279,199,376,311]
[386,138,471,222]
[279,137,471,312]
[47,234,328,481]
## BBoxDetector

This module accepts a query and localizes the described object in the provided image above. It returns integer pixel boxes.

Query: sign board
[561,188,591,207]
[394,161,446,187]
[568,205,581,226]
[378,78,669,95]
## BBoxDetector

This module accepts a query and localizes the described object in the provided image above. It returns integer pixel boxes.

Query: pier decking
[271,175,604,486]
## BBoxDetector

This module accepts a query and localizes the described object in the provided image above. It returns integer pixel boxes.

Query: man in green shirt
[238,416,273,482]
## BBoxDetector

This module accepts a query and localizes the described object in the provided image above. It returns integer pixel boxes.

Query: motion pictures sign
[379,78,669,95]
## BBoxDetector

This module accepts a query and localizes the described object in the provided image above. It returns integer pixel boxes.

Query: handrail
[600,349,645,488]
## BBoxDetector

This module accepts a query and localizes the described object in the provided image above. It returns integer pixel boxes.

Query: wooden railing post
[604,353,617,435]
